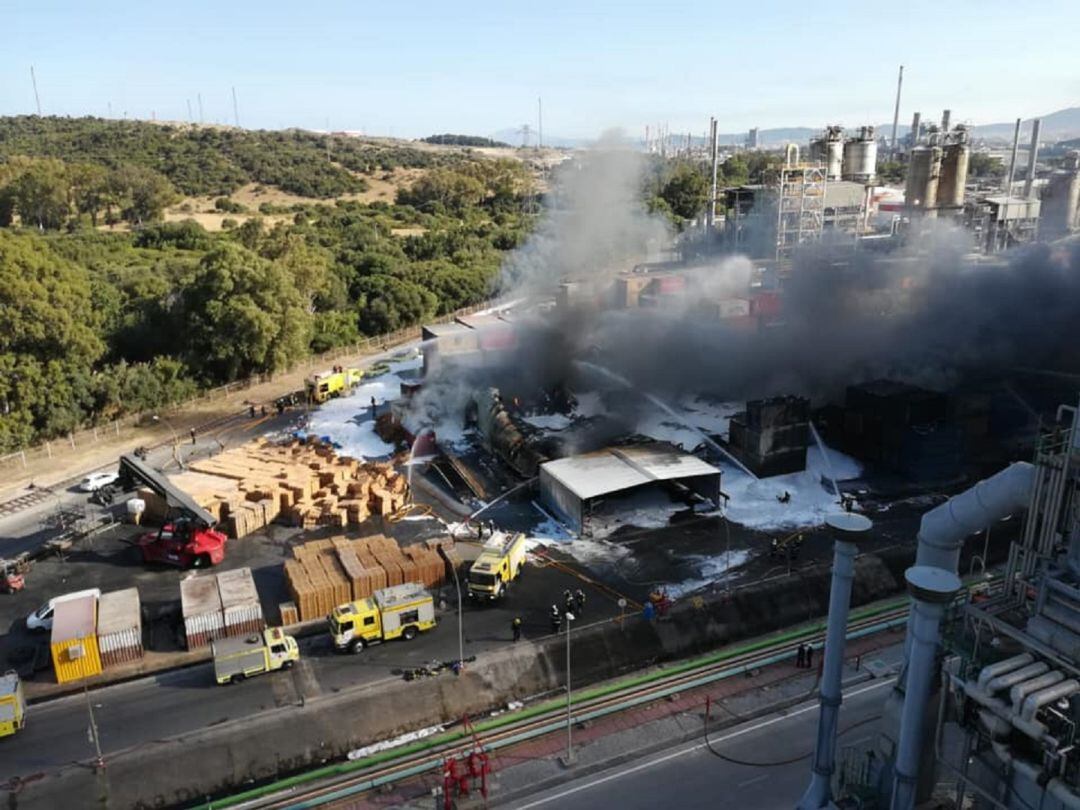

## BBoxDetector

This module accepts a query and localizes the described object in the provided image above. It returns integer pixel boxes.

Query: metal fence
[0,300,497,476]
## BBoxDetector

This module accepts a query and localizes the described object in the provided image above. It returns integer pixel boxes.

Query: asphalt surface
[0,559,621,781]
[0,408,300,560]
[505,677,895,810]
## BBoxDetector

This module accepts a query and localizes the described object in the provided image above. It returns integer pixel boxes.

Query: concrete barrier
[0,547,920,809]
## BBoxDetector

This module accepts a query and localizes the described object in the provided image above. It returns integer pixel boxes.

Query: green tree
[968,153,1005,178]
[70,163,110,226]
[12,159,70,230]
[659,163,709,220]
[353,275,436,335]
[397,169,486,213]
[179,243,311,381]
[111,164,178,225]
[310,310,361,353]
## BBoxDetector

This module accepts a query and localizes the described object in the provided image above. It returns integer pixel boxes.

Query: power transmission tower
[30,66,42,115]
[518,124,531,148]
[231,87,240,128]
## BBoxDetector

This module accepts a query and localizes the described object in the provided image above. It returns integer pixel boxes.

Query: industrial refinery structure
[706,107,1080,260]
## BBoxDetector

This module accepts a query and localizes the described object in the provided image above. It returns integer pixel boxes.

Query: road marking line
[738,774,769,788]
[511,678,896,809]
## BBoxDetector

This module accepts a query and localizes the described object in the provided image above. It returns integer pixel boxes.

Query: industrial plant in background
[705,103,1080,262]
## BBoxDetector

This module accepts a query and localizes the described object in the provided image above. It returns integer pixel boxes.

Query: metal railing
[0,299,498,475]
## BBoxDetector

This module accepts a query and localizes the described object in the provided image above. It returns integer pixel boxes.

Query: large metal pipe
[883,461,1037,801]
[1024,118,1042,199]
[798,513,873,810]
[915,461,1035,572]
[891,566,962,810]
[1005,117,1022,195]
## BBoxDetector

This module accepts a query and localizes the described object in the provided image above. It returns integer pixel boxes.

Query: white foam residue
[306,355,421,460]
[666,549,753,598]
[720,445,863,531]
[347,723,444,760]
[676,396,743,441]
[633,413,703,451]
[522,413,573,431]
[632,396,743,450]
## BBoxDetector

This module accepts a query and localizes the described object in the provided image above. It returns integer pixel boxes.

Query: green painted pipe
[203,594,919,809]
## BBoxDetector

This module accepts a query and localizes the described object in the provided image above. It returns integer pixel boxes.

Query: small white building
[539,443,722,534]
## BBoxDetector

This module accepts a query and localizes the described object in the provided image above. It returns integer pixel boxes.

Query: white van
[26,588,101,631]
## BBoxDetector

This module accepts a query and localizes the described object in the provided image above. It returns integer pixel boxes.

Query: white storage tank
[810,126,844,181]
[842,126,878,182]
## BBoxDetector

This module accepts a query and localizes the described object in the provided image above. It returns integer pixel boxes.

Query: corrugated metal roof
[216,567,259,609]
[97,588,141,634]
[51,594,97,642]
[181,575,223,618]
[540,444,721,501]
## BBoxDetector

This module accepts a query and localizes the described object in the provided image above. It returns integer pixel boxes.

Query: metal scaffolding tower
[775,162,827,261]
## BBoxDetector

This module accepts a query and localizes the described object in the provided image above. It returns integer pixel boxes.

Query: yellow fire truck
[467,532,527,601]
[0,672,26,737]
[212,628,299,685]
[329,583,436,653]
[305,368,363,404]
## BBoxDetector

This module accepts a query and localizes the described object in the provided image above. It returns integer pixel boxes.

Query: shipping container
[181,575,224,649]
[655,274,686,294]
[50,594,102,684]
[217,568,265,638]
[97,588,143,668]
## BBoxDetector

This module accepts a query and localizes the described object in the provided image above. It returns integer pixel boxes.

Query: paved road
[506,678,894,810]
[0,409,300,559]
[1,561,618,781]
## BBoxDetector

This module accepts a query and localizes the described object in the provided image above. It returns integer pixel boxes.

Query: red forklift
[118,455,228,568]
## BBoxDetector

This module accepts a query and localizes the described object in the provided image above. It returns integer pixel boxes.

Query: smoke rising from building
[499,135,671,293]
[418,147,1080,441]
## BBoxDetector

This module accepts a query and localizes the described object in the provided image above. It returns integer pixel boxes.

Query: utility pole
[890,65,904,156]
[561,610,576,766]
[30,65,42,116]
[231,86,240,128]
[197,93,204,125]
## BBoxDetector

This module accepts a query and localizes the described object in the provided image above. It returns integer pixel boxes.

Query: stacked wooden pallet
[283,535,452,621]
[134,438,411,540]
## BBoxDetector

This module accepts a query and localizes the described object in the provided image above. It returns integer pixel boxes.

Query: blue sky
[3,1,1078,139]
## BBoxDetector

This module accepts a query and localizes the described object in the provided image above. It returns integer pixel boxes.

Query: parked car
[26,588,102,631]
[79,471,119,492]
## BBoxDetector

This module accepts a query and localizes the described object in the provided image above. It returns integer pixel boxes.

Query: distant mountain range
[966,107,1080,140]
[717,107,1080,146]
[486,107,1080,151]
